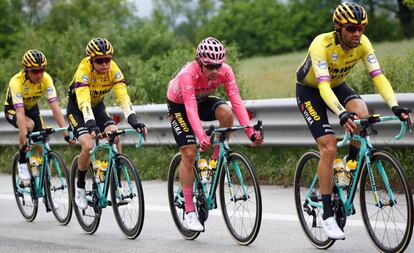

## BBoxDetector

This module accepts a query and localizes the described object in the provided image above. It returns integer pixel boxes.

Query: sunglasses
[344,24,365,33]
[93,57,112,64]
[204,63,222,70]
[28,68,45,75]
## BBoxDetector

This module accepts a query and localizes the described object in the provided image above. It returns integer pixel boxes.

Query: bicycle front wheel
[167,153,200,240]
[110,154,145,239]
[12,152,38,221]
[70,155,100,234]
[294,150,335,249]
[360,150,414,253]
[219,152,262,246]
[45,151,72,225]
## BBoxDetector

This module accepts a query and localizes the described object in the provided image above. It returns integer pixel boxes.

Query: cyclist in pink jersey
[167,37,263,231]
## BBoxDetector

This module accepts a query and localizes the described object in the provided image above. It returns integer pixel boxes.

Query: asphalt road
[0,174,413,253]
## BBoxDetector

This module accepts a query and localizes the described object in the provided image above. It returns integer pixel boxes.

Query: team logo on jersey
[367,54,377,64]
[16,93,22,99]
[318,61,328,69]
[82,74,89,82]
[115,71,121,79]
[47,87,53,94]
[24,86,29,92]
[331,53,338,61]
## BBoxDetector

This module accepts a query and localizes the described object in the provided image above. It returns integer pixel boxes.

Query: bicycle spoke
[219,152,262,245]
[111,154,144,239]
[360,150,413,252]
[294,151,334,249]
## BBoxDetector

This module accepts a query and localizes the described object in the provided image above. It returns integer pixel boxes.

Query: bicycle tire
[294,150,335,249]
[360,150,414,253]
[45,151,72,225]
[219,151,262,246]
[167,153,201,240]
[110,154,145,239]
[12,152,38,221]
[70,155,100,234]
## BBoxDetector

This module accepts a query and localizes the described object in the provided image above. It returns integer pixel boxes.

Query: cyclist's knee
[26,119,35,131]
[78,134,94,153]
[180,145,197,165]
[215,104,233,126]
[346,99,369,118]
[317,135,337,157]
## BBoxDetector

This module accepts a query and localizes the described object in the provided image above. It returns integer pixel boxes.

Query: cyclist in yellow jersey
[296,2,412,240]
[66,38,146,210]
[4,50,73,182]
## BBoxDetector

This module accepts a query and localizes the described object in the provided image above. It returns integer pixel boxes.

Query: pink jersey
[167,61,253,141]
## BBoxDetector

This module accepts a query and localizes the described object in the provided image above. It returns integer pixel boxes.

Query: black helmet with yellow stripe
[22,49,47,68]
[86,38,113,57]
[333,2,368,25]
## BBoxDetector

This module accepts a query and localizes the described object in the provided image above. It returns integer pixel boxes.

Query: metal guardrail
[1,93,413,147]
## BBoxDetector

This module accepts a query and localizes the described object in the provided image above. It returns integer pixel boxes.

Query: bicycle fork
[367,156,396,208]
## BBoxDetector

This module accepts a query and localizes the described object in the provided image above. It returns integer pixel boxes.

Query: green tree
[0,0,25,57]
[200,0,337,57]
[360,0,413,38]
[152,0,217,43]
[42,0,136,32]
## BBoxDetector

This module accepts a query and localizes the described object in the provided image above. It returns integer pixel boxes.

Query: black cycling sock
[19,149,26,164]
[322,194,334,220]
[348,144,359,162]
[77,170,86,188]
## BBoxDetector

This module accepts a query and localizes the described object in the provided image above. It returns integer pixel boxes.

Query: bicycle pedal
[332,237,346,241]
[19,180,31,188]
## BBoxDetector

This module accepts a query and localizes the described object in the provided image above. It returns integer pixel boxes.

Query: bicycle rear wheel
[167,153,200,240]
[360,150,413,253]
[294,150,335,249]
[110,154,145,239]
[12,152,38,221]
[219,151,262,246]
[45,151,72,225]
[70,155,100,234]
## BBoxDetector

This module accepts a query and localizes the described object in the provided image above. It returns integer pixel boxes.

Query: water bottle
[208,159,217,181]
[93,160,102,183]
[29,156,39,177]
[333,158,349,187]
[99,160,108,182]
[198,158,210,183]
[344,159,357,185]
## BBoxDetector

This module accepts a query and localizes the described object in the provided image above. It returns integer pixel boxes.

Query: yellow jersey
[296,31,398,115]
[68,57,134,122]
[4,71,58,110]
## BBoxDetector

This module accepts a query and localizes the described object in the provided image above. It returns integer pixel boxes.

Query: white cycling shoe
[322,217,345,240]
[18,162,31,181]
[75,187,88,210]
[183,211,204,231]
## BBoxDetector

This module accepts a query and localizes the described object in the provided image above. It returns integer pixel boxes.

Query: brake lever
[206,125,215,144]
[253,120,264,139]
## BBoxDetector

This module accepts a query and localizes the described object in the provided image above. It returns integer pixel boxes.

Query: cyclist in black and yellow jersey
[66,38,146,210]
[295,2,412,240]
[4,50,73,182]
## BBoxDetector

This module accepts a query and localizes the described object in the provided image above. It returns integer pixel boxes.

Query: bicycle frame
[18,127,68,200]
[88,129,144,208]
[305,115,407,216]
[192,125,251,210]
